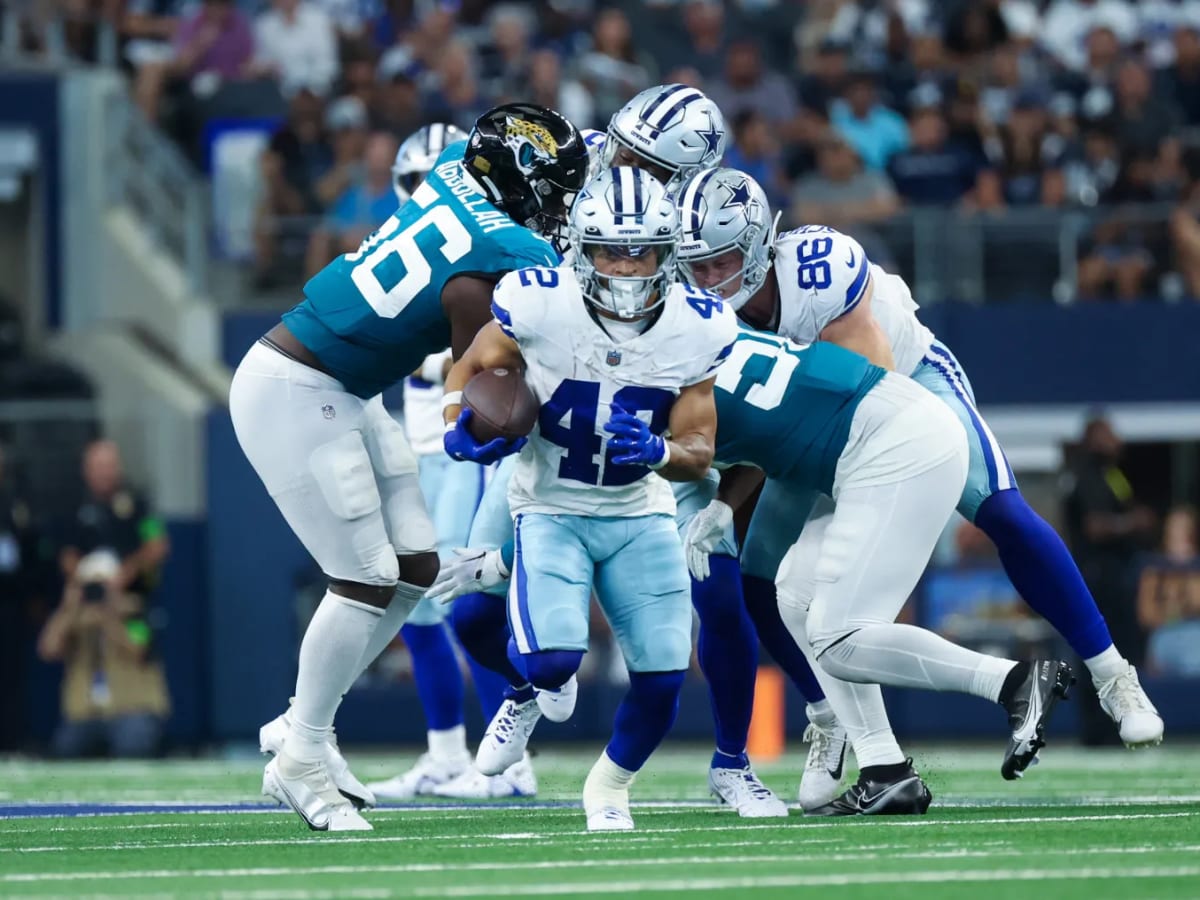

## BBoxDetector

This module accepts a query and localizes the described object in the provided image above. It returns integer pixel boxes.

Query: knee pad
[451,591,508,648]
[523,649,584,691]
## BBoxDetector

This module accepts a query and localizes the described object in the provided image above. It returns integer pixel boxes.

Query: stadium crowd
[11,0,1200,300]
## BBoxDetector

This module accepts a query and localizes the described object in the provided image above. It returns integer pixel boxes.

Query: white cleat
[1096,665,1165,748]
[536,674,578,723]
[797,709,849,812]
[259,710,376,810]
[365,752,472,801]
[476,698,541,775]
[583,754,635,832]
[432,754,538,799]
[709,764,789,818]
[263,755,373,832]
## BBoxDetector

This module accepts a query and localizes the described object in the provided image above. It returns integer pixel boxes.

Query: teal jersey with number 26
[713,330,886,496]
[282,142,559,399]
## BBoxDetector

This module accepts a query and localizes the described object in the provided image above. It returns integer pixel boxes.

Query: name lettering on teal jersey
[281,141,559,399]
[713,330,885,495]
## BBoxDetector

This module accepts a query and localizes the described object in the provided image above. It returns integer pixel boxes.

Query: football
[462,367,540,443]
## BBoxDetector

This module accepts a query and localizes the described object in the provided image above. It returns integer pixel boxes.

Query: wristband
[441,390,464,412]
[648,440,671,471]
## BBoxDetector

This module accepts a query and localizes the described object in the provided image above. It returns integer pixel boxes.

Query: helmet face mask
[604,84,728,195]
[676,167,776,312]
[463,103,590,253]
[392,123,470,203]
[568,167,681,321]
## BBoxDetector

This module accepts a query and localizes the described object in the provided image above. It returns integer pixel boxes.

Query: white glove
[684,499,733,581]
[424,547,511,605]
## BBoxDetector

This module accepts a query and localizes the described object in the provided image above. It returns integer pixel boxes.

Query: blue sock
[690,555,758,758]
[606,670,686,772]
[400,622,464,732]
[465,656,508,722]
[449,592,529,690]
[741,574,826,704]
[975,490,1114,659]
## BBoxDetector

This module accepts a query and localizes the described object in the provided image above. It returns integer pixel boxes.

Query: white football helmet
[392,123,470,203]
[569,167,680,320]
[675,167,777,311]
[580,128,608,181]
[602,84,728,192]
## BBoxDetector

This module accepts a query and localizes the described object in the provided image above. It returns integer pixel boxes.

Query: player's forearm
[716,464,765,512]
[442,359,483,423]
[656,433,713,481]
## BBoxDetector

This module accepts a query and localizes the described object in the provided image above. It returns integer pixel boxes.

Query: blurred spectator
[305,131,399,278]
[942,3,1009,65]
[1041,0,1138,72]
[1137,506,1200,676]
[249,0,339,99]
[885,29,955,117]
[886,104,993,207]
[653,0,727,81]
[797,37,851,118]
[132,0,253,122]
[789,132,899,250]
[1077,150,1172,301]
[1053,24,1122,110]
[1113,59,1182,160]
[421,39,491,127]
[1063,122,1122,206]
[830,71,910,171]
[253,89,334,288]
[723,110,788,211]
[826,0,931,72]
[707,38,798,135]
[980,90,1067,207]
[1168,163,1200,298]
[373,48,425,136]
[477,4,535,101]
[522,49,594,132]
[1156,20,1200,128]
[574,8,653,129]
[39,439,171,758]
[1062,415,1156,743]
[112,0,188,74]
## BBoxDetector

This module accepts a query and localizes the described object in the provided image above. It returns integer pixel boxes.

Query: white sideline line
[5,809,1197,855]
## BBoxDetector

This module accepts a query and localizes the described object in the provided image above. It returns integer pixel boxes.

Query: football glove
[443,408,526,465]
[424,547,511,605]
[603,405,667,468]
[683,499,733,581]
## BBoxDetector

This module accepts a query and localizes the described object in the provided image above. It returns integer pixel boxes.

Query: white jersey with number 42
[491,266,738,519]
[774,225,935,376]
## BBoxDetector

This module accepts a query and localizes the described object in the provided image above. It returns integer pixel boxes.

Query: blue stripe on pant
[509,513,540,652]
[913,342,1017,522]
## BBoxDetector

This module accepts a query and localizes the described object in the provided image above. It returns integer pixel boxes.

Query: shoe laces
[1098,667,1156,716]
[733,768,775,800]
[493,700,531,741]
[803,722,841,773]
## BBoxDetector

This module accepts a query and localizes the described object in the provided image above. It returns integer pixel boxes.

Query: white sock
[853,728,907,768]
[583,750,636,812]
[819,623,1015,702]
[290,590,383,762]
[428,724,469,760]
[349,581,423,686]
[1084,644,1128,682]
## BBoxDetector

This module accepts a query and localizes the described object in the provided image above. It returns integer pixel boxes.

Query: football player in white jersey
[441,166,738,831]
[678,167,1163,811]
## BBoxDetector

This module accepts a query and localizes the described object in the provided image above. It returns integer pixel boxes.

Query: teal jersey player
[283,141,560,399]
[712,329,884,496]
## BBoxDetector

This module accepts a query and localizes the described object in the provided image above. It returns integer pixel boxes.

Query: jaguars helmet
[463,103,590,251]
[602,84,728,192]
[392,123,470,203]
[568,167,681,320]
[675,167,777,312]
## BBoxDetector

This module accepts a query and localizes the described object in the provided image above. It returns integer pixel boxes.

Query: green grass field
[1,744,1197,899]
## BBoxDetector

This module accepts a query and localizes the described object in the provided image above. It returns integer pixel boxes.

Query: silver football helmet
[602,84,728,192]
[392,123,470,203]
[675,167,777,311]
[569,167,680,320]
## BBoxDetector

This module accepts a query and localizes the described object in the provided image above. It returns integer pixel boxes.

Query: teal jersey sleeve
[282,142,560,399]
[712,330,885,496]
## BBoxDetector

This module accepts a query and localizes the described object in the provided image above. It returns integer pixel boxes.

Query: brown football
[462,367,540,443]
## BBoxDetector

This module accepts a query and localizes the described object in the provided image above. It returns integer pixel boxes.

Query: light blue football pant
[740,339,1017,581]
[508,512,693,672]
[407,453,488,625]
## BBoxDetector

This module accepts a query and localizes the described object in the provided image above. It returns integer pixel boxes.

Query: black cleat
[804,758,932,817]
[1001,659,1075,781]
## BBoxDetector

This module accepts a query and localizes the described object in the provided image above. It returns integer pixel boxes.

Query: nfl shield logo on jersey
[606,349,622,366]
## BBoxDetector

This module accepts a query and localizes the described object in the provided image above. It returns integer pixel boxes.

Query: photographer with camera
[37,441,171,758]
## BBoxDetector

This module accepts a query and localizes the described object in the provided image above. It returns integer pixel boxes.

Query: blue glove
[603,405,667,467]
[444,408,527,465]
